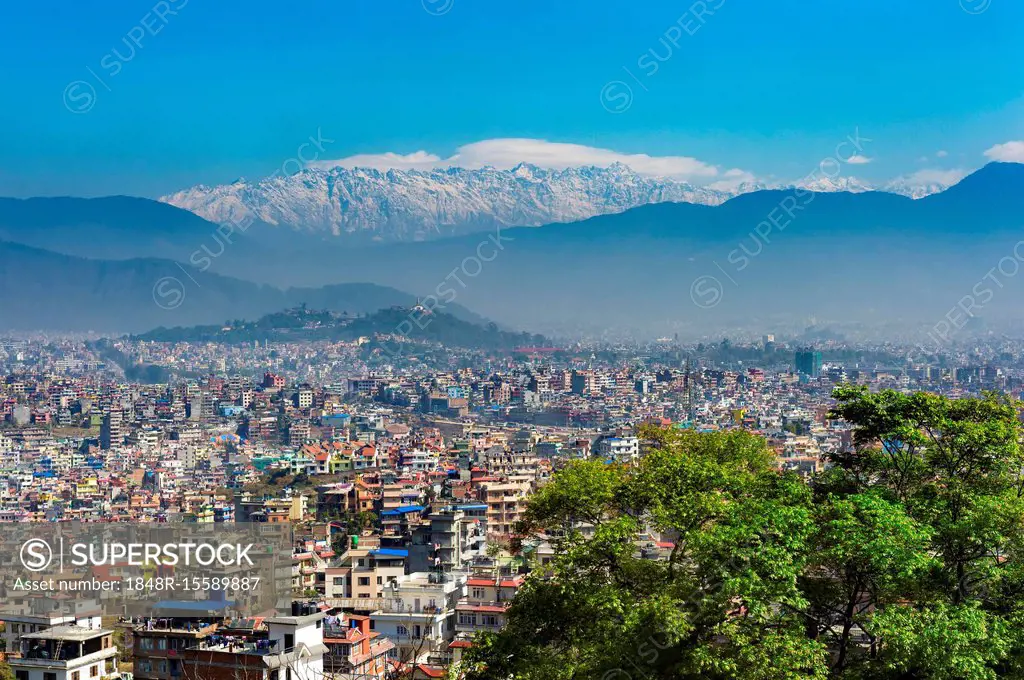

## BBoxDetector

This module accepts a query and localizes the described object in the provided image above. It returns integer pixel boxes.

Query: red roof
[456,604,507,613]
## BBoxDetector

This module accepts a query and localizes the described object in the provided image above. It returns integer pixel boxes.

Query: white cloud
[984,140,1024,162]
[707,168,758,191]
[898,168,968,186]
[846,154,872,164]
[935,150,948,158]
[322,150,442,171]
[312,138,747,183]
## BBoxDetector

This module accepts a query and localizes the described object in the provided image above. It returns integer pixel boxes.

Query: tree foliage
[463,388,1024,679]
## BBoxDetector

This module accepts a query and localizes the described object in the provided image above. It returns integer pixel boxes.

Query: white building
[12,626,118,680]
[596,436,639,464]
[371,572,465,665]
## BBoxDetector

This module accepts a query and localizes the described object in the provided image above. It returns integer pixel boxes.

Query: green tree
[462,389,1024,679]
[823,386,1024,677]
[464,427,827,679]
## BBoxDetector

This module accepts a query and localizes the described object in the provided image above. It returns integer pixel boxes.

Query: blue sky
[1,0,1022,197]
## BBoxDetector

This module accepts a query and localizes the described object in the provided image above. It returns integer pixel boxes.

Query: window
[458,613,477,626]
[471,587,486,599]
[44,674,57,680]
[138,661,152,673]
[91,665,100,677]
[358,577,370,586]
[483,615,498,627]
[376,576,382,585]
[15,672,28,680]
[157,638,168,650]
[139,637,155,650]
[332,577,345,586]
[284,633,294,650]
[396,625,408,636]
[72,672,80,680]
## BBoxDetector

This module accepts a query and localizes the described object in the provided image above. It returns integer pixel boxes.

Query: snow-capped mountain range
[160,162,957,243]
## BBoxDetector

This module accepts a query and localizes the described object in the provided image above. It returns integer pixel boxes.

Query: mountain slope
[0,241,485,332]
[0,195,302,266]
[304,163,1024,338]
[3,163,1021,338]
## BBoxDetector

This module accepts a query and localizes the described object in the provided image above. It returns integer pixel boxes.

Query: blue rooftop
[152,600,235,612]
[381,505,426,516]
[370,548,408,558]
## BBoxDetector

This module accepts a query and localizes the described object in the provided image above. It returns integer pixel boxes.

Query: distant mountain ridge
[2,163,1022,338]
[301,162,1024,337]
[0,240,486,333]
[160,161,963,243]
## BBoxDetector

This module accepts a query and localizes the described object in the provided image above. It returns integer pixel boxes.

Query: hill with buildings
[134,305,548,353]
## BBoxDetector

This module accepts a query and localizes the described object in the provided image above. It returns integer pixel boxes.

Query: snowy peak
[160,164,962,243]
[160,164,734,242]
[795,176,876,194]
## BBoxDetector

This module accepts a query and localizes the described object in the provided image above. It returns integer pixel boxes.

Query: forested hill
[134,305,548,352]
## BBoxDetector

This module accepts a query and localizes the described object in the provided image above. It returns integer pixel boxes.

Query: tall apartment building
[795,349,823,378]
[99,411,122,450]
[477,480,531,537]
[408,505,489,574]
[570,370,596,396]
[324,548,408,606]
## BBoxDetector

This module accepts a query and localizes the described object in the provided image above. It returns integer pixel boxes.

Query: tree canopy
[462,387,1024,679]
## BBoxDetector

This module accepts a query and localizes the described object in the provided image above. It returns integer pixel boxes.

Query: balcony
[14,647,118,669]
[372,601,445,615]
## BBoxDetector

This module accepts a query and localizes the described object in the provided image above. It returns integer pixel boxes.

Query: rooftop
[21,626,111,642]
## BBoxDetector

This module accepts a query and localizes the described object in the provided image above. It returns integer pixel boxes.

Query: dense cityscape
[0,316,1021,677]
[4,0,1023,677]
